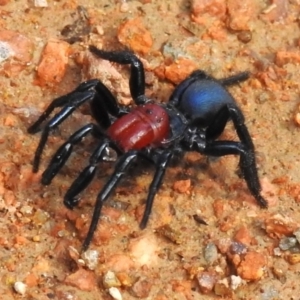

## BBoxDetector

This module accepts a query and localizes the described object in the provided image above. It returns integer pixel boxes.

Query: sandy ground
[1,0,300,299]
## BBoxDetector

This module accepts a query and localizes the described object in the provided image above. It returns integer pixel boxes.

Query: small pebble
[32,235,41,242]
[34,0,48,7]
[0,41,13,63]
[287,253,300,265]
[230,241,247,255]
[197,272,217,294]
[204,243,218,264]
[237,30,252,43]
[230,275,243,290]
[293,228,300,243]
[14,281,27,295]
[103,271,121,288]
[279,237,297,251]
[273,247,282,256]
[120,2,129,12]
[81,250,99,270]
[108,287,123,300]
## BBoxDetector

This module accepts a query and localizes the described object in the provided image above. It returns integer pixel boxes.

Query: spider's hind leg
[218,71,250,86]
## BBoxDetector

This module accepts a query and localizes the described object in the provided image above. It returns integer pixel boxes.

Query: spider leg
[42,123,105,185]
[205,104,255,150]
[28,80,101,134]
[89,45,147,105]
[205,106,230,140]
[91,80,129,126]
[204,103,267,208]
[63,138,114,209]
[28,78,127,133]
[204,140,267,208]
[82,150,139,251]
[140,151,173,229]
[31,91,95,172]
[218,72,250,86]
[227,104,255,150]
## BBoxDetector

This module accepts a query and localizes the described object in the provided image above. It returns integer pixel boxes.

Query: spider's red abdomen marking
[107,103,169,151]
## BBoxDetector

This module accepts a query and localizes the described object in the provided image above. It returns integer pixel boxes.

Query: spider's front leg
[28,78,126,172]
[30,91,95,172]
[89,45,148,105]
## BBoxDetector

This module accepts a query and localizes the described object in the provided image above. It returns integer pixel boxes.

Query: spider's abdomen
[179,80,235,126]
[107,103,169,151]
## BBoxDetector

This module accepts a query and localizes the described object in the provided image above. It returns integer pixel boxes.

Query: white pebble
[120,2,129,12]
[230,275,243,290]
[108,287,123,300]
[0,41,14,63]
[14,282,27,295]
[34,0,48,7]
[81,249,99,270]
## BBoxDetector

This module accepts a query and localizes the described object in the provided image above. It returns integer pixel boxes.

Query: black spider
[28,45,268,251]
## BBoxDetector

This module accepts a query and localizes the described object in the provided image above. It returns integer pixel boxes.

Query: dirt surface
[1,0,300,299]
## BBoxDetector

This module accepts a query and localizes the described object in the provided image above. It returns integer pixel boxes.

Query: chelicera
[28,45,268,251]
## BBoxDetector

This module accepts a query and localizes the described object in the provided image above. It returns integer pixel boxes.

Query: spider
[28,45,268,251]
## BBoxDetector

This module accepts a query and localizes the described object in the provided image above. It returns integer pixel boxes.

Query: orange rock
[105,254,135,272]
[260,177,278,207]
[237,251,266,280]
[206,22,227,41]
[0,0,10,5]
[118,18,153,55]
[171,280,193,300]
[261,0,288,22]
[165,58,197,85]
[264,213,299,238]
[173,179,191,194]
[36,38,70,86]
[0,30,33,63]
[14,235,28,245]
[219,214,237,232]
[0,29,33,76]
[128,234,160,267]
[227,0,258,31]
[25,273,39,288]
[65,269,97,291]
[275,50,300,67]
[213,199,226,218]
[287,183,300,203]
[102,206,122,221]
[191,0,226,19]
[234,226,253,246]
[32,257,50,274]
[90,221,113,245]
[130,277,153,298]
